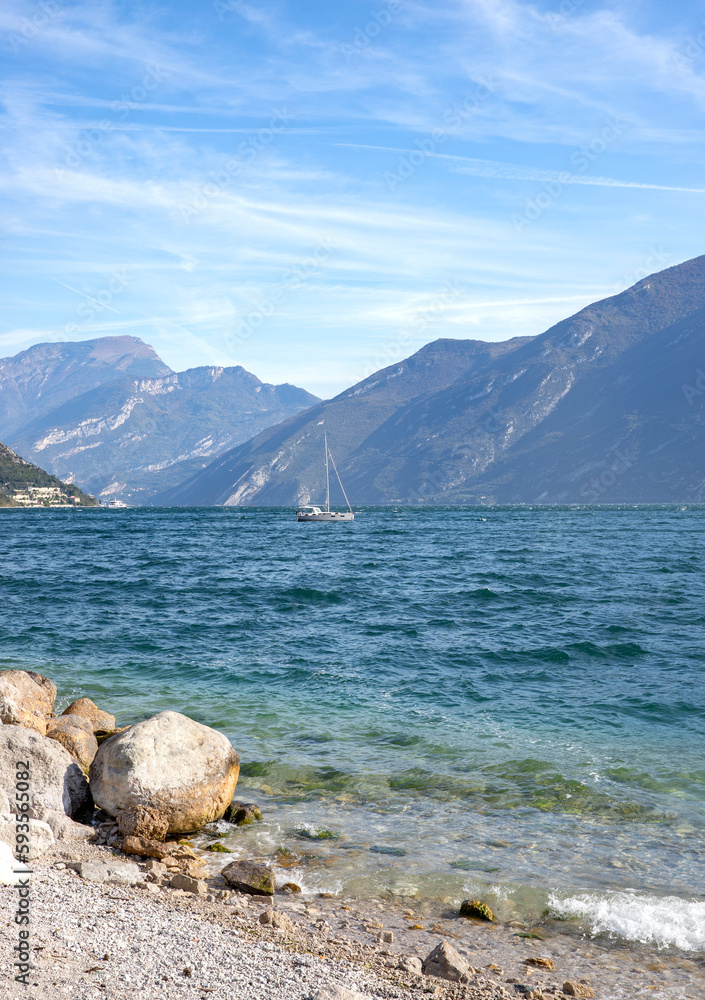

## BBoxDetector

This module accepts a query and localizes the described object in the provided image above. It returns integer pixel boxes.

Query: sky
[2,1,705,398]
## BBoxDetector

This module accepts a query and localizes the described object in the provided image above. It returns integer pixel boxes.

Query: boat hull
[296,512,354,522]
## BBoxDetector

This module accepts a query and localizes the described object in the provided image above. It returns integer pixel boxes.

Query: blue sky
[2,0,705,397]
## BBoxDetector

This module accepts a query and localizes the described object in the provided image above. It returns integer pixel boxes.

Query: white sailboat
[296,434,354,522]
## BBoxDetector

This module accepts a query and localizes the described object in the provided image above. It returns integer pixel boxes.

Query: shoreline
[1,836,703,1000]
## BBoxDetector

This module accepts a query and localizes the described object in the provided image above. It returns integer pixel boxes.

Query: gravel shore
[1,839,702,1000]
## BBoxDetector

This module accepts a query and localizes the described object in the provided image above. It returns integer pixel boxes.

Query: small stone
[524,957,555,970]
[312,987,367,1000]
[121,835,172,859]
[379,930,394,943]
[259,909,294,932]
[144,858,167,874]
[399,956,423,975]
[422,940,471,983]
[280,881,302,894]
[169,873,207,895]
[562,984,594,998]
[459,899,495,921]
[221,859,274,895]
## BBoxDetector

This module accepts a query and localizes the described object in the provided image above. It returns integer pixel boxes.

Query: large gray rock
[89,711,240,834]
[0,814,55,859]
[0,670,56,734]
[0,726,91,819]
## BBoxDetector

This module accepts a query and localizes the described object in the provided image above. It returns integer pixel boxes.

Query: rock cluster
[0,669,243,865]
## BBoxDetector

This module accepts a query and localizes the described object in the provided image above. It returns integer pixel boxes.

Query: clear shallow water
[1,505,704,951]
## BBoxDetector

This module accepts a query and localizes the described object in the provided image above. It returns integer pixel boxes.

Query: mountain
[0,441,96,507]
[0,337,320,502]
[0,336,172,438]
[151,336,533,505]
[154,254,705,506]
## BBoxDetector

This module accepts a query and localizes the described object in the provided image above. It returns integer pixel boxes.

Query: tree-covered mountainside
[0,336,320,503]
[153,253,705,506]
[0,442,97,507]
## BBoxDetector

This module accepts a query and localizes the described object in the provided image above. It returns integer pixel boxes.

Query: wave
[550,890,705,952]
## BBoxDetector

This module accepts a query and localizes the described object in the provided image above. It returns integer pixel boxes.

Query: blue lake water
[1,505,703,952]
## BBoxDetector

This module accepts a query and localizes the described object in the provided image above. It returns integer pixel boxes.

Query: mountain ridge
[153,254,705,506]
[0,337,320,502]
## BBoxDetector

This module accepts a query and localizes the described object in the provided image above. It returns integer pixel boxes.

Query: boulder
[117,806,169,841]
[0,814,54,859]
[222,859,274,895]
[0,726,91,820]
[121,835,171,859]
[422,941,471,983]
[45,717,98,773]
[30,807,93,841]
[62,698,115,734]
[0,670,56,734]
[89,711,240,834]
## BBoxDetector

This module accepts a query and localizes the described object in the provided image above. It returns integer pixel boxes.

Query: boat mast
[324,433,330,512]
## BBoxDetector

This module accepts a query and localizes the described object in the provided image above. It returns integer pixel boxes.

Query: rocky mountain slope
[0,442,97,507]
[0,337,319,502]
[154,254,705,505]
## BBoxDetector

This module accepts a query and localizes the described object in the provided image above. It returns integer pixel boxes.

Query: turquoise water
[1,505,704,951]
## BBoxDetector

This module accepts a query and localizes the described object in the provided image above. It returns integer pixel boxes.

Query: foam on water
[550,891,705,952]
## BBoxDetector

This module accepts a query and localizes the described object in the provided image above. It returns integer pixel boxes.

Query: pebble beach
[1,810,704,1000]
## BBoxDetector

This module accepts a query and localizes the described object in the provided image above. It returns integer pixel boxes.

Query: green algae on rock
[459,899,495,921]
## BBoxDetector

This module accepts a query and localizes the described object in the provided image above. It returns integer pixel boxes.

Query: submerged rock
[524,956,555,970]
[0,726,91,819]
[0,669,56,734]
[45,716,98,773]
[224,800,262,825]
[89,711,240,834]
[221,859,274,895]
[422,940,471,983]
[562,983,594,998]
[62,698,116,734]
[459,898,495,921]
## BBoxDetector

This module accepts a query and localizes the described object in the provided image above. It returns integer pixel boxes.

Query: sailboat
[296,434,355,522]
